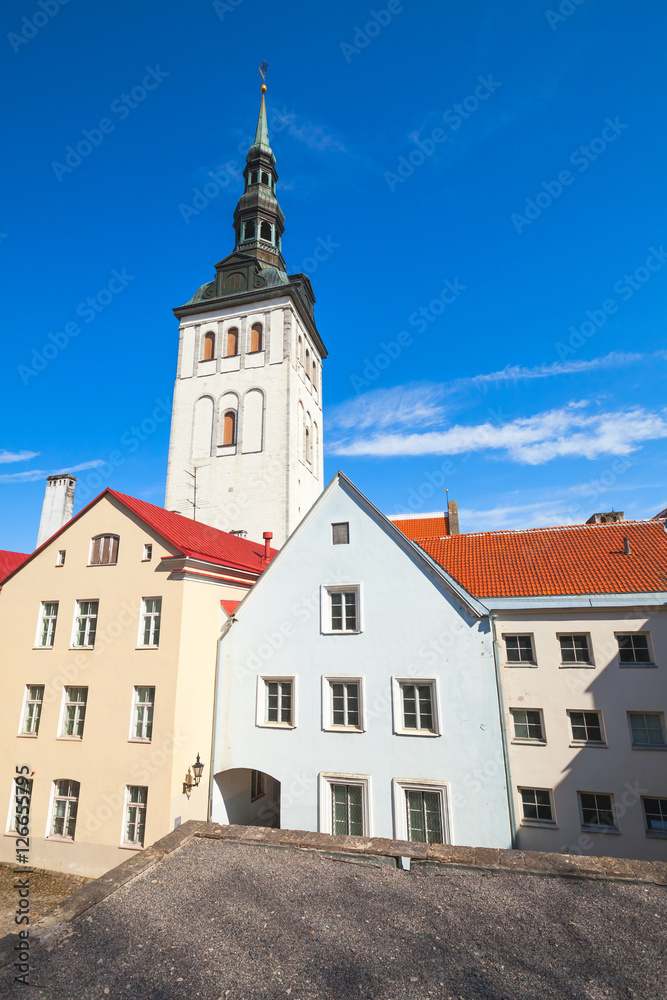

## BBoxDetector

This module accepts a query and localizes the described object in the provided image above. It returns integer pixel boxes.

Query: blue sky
[2,0,666,552]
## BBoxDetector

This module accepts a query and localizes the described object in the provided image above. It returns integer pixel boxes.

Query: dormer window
[243,220,256,240]
[90,535,119,566]
[260,220,272,242]
[261,171,269,185]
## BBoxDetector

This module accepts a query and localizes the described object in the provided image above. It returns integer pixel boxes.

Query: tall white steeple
[164,77,326,546]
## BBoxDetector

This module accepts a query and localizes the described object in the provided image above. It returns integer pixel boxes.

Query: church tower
[165,80,326,546]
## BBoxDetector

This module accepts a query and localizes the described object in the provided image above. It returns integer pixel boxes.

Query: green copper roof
[254,92,270,148]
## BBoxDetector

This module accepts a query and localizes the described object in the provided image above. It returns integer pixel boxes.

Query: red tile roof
[221,599,241,617]
[390,514,449,541]
[416,520,667,597]
[0,549,30,584]
[106,490,277,573]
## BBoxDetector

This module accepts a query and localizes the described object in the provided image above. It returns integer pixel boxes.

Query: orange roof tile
[416,520,667,597]
[390,514,449,541]
[0,549,29,584]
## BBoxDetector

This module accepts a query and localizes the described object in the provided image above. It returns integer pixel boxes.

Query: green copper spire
[254,89,270,148]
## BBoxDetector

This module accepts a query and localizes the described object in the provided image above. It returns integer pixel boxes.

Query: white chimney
[37,475,77,548]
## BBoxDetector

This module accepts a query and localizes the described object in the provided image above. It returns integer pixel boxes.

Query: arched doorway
[213,768,280,828]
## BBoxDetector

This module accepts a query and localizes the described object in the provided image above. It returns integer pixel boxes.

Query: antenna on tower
[184,468,200,520]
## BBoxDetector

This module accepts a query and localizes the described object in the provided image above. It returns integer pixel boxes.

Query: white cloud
[328,384,447,432]
[464,350,660,387]
[0,459,105,485]
[0,449,40,464]
[331,402,667,465]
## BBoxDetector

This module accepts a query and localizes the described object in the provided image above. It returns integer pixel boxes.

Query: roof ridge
[429,519,666,541]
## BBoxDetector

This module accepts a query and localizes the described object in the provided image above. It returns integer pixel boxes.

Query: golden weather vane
[259,60,268,92]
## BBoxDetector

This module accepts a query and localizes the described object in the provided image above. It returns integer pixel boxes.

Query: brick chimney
[36,474,77,548]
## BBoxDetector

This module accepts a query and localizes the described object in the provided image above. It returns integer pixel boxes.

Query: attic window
[143,544,153,562]
[332,523,350,545]
[56,550,66,567]
[90,535,119,566]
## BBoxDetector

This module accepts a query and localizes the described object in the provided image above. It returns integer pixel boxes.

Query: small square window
[332,522,350,545]
[142,544,153,562]
[323,678,363,731]
[257,677,296,728]
[642,797,667,836]
[20,685,44,736]
[56,550,66,567]
[504,634,536,665]
[568,710,605,745]
[578,791,617,831]
[392,779,450,845]
[559,634,592,665]
[510,709,545,742]
[628,712,666,748]
[617,633,652,665]
[323,585,361,634]
[393,679,440,736]
[519,788,555,825]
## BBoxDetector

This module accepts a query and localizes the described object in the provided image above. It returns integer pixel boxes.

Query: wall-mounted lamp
[183,753,205,794]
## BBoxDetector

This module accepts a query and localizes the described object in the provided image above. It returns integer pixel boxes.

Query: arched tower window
[250,170,258,184]
[250,323,263,353]
[297,335,303,365]
[304,426,310,464]
[203,331,215,361]
[226,327,238,357]
[261,171,269,185]
[260,220,272,242]
[223,411,236,447]
[244,220,256,240]
[305,348,310,377]
[312,360,317,387]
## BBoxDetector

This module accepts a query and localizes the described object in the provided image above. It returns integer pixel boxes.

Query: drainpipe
[208,614,236,822]
[490,614,517,848]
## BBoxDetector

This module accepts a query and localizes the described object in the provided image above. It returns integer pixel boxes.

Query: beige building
[417,516,667,862]
[0,488,274,877]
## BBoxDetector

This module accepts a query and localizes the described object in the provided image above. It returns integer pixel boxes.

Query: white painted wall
[165,295,323,546]
[211,477,513,848]
[497,608,667,861]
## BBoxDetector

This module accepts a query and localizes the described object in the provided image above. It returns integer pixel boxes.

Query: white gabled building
[210,472,513,849]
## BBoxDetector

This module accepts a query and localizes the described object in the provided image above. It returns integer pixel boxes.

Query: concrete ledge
[2,819,664,971]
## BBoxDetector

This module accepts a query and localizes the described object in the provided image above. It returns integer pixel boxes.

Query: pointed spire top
[254,61,270,148]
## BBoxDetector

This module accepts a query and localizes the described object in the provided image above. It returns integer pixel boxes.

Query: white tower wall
[36,475,76,548]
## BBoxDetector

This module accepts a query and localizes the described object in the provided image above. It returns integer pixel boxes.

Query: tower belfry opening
[165,73,327,546]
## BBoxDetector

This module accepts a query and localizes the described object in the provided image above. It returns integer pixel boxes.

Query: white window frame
[615,631,655,666]
[517,786,557,828]
[509,707,546,744]
[392,778,451,845]
[137,597,162,648]
[318,772,372,837]
[392,677,441,737]
[142,543,153,562]
[121,785,148,849]
[503,633,537,666]
[627,711,667,749]
[70,599,98,649]
[5,776,33,836]
[46,778,80,841]
[56,549,66,567]
[320,584,362,635]
[58,686,88,740]
[567,709,606,747]
[577,790,619,833]
[557,632,594,667]
[19,684,45,737]
[256,675,297,729]
[35,601,58,648]
[129,686,155,742]
[321,675,365,732]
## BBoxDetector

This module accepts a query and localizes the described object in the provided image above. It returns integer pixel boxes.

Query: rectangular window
[628,712,666,748]
[330,590,358,631]
[142,544,152,561]
[21,685,44,735]
[504,634,536,664]
[266,680,292,725]
[56,549,66,567]
[50,779,79,839]
[251,770,265,801]
[559,634,592,665]
[140,597,161,647]
[89,534,119,566]
[331,522,350,545]
[578,791,617,831]
[568,710,605,745]
[11,777,32,833]
[132,686,155,741]
[401,683,435,732]
[331,783,364,836]
[511,709,545,742]
[60,686,88,738]
[37,601,58,648]
[124,786,147,847]
[642,797,667,835]
[617,633,652,664]
[331,681,360,728]
[72,600,98,648]
[520,788,555,824]
[406,789,443,844]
